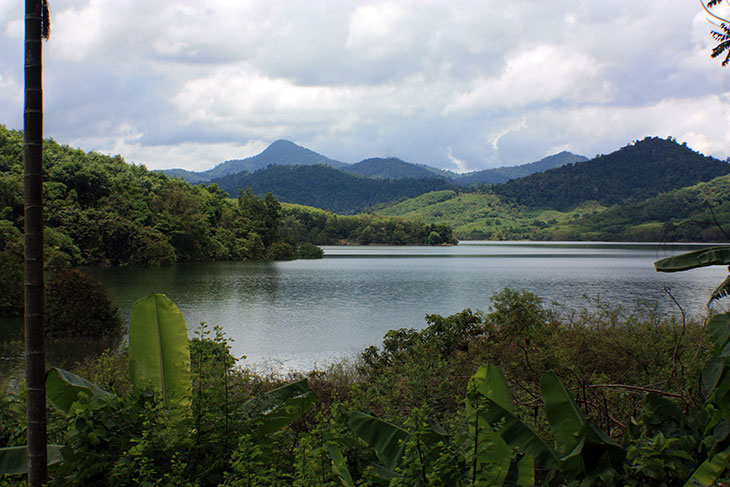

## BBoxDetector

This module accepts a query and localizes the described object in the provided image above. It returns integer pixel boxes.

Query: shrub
[45,269,123,338]
[295,242,324,259]
[265,240,296,261]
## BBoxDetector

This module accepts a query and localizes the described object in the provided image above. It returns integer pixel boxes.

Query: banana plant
[680,312,730,486]
[479,367,625,486]
[655,246,730,485]
[1,294,314,477]
[128,294,192,414]
[466,364,534,486]
[239,378,316,438]
[339,365,535,486]
[655,245,730,305]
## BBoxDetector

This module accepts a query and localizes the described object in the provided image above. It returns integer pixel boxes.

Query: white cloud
[444,45,612,114]
[1,0,728,171]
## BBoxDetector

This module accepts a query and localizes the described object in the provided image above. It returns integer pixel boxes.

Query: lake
[2,241,728,372]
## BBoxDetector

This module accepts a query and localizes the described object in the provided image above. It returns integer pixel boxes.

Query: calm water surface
[2,241,728,372]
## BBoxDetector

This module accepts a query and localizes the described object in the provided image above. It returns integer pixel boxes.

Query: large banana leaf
[708,313,730,349]
[541,371,624,477]
[0,445,64,475]
[684,444,730,487]
[654,246,730,272]
[239,378,315,437]
[46,367,113,414]
[504,454,535,487]
[710,275,730,305]
[480,396,560,471]
[349,411,410,471]
[128,294,192,412]
[540,371,585,456]
[467,365,527,486]
[325,441,355,487]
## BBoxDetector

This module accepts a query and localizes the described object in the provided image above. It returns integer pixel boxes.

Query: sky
[1,1,730,173]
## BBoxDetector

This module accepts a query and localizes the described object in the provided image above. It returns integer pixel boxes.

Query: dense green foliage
[493,137,730,211]
[279,203,458,245]
[2,287,719,486]
[44,269,122,339]
[0,125,333,317]
[0,125,296,267]
[380,171,730,242]
[211,164,456,214]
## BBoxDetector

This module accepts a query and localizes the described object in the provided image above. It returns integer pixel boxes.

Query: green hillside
[377,172,730,242]
[211,163,456,214]
[494,136,730,210]
[376,189,600,240]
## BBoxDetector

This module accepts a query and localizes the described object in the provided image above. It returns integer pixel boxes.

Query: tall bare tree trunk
[24,0,47,485]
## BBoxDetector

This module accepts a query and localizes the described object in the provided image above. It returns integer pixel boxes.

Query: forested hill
[210,164,456,214]
[164,139,346,183]
[342,157,451,180]
[453,151,588,185]
[0,125,302,270]
[493,137,730,211]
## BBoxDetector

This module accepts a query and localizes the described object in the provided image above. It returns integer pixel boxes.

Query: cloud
[443,45,612,114]
[0,0,728,172]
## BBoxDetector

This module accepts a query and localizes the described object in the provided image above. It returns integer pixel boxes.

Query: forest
[210,164,456,215]
[0,125,457,317]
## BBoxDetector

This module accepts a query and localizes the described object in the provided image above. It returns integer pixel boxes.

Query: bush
[45,269,123,338]
[295,242,324,259]
[265,240,296,261]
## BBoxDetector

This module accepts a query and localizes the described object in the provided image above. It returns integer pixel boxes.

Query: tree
[23,0,49,484]
[702,0,730,65]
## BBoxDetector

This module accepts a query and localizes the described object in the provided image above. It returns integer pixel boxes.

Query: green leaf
[654,246,730,272]
[708,313,730,349]
[710,274,730,305]
[239,379,315,436]
[46,367,113,414]
[644,393,683,423]
[325,442,355,487]
[703,357,725,397]
[480,396,561,471]
[128,294,192,412]
[469,364,515,412]
[466,365,518,486]
[349,411,410,471]
[503,454,535,487]
[540,371,585,455]
[684,444,730,487]
[0,445,64,476]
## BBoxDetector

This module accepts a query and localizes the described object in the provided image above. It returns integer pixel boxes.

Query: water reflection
[1,242,728,373]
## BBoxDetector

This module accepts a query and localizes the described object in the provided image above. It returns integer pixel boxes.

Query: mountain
[342,157,450,180]
[163,139,587,186]
[493,137,730,211]
[210,164,456,214]
[453,151,588,185]
[163,139,347,183]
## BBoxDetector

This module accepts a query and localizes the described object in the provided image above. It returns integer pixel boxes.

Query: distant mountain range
[164,140,348,184]
[453,151,588,185]
[162,140,586,186]
[377,136,730,241]
[162,136,729,221]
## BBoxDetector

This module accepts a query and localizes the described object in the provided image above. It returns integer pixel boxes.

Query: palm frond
[709,272,730,306]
